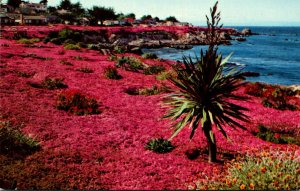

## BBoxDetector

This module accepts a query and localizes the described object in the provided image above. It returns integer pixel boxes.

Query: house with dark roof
[21,15,47,25]
[0,13,15,25]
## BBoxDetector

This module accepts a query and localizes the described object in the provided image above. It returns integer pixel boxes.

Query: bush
[56,90,101,115]
[71,56,87,61]
[138,85,165,95]
[15,71,34,78]
[63,39,76,45]
[113,46,126,54]
[125,85,171,96]
[59,28,82,41]
[108,55,117,61]
[17,38,40,44]
[50,37,63,45]
[76,67,94,73]
[143,65,166,75]
[41,77,68,90]
[156,69,177,80]
[256,125,299,145]
[244,83,299,111]
[59,60,73,66]
[115,56,144,72]
[64,44,81,50]
[0,121,40,156]
[192,149,300,190]
[145,138,175,153]
[104,66,122,80]
[12,31,28,40]
[142,53,158,59]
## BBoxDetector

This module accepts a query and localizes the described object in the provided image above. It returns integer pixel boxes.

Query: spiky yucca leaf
[164,50,249,141]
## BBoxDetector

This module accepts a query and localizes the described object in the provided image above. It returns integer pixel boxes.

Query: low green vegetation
[41,77,68,90]
[28,77,68,90]
[256,125,299,145]
[142,53,158,59]
[104,66,122,80]
[0,121,40,157]
[115,56,144,72]
[15,71,34,78]
[113,46,126,54]
[192,149,300,190]
[56,90,101,116]
[244,82,299,111]
[145,138,175,154]
[17,38,40,44]
[59,60,73,66]
[64,44,81,50]
[76,67,94,73]
[125,85,171,96]
[143,65,166,75]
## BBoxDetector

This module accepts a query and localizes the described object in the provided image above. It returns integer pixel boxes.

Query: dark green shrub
[113,46,126,54]
[125,85,171,96]
[50,38,63,45]
[41,77,68,90]
[104,66,122,80]
[12,31,28,40]
[56,90,101,115]
[156,69,177,80]
[145,138,175,153]
[17,38,40,44]
[77,42,87,48]
[76,67,94,73]
[142,53,158,59]
[138,85,164,95]
[0,121,40,156]
[59,60,73,66]
[108,55,117,61]
[255,125,299,145]
[71,56,87,60]
[63,39,76,45]
[192,149,300,190]
[87,44,99,50]
[64,44,81,50]
[115,56,144,72]
[143,65,166,75]
[15,71,34,78]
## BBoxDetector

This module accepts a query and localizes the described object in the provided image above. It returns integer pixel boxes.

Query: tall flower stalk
[163,1,249,162]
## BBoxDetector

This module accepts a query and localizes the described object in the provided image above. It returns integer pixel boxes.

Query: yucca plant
[163,1,249,162]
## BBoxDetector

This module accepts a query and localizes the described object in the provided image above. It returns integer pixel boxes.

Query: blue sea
[144,27,300,86]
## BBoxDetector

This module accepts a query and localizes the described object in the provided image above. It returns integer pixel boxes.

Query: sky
[3,0,300,26]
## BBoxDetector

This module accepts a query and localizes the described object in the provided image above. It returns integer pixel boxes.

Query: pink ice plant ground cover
[0,25,300,190]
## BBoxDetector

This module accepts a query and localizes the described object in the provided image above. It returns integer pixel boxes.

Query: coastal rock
[236,37,247,42]
[240,71,260,77]
[170,44,193,50]
[220,32,232,40]
[130,47,143,54]
[241,28,252,36]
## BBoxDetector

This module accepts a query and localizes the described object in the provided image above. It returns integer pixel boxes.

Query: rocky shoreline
[1,25,257,53]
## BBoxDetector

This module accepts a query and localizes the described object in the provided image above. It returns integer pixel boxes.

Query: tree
[7,0,21,8]
[47,6,57,14]
[59,0,72,10]
[71,2,85,16]
[88,6,116,25]
[165,16,178,22]
[163,1,249,163]
[125,13,135,19]
[39,0,48,5]
[141,15,152,21]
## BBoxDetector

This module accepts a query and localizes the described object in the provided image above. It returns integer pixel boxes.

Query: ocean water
[144,27,300,86]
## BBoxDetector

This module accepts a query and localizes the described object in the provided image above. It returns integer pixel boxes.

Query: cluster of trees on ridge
[5,0,180,25]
